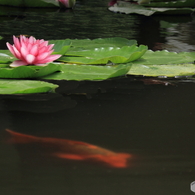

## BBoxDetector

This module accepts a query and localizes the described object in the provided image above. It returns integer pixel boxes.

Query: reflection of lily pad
[0,63,61,78]
[109,1,195,16]
[60,45,147,64]
[42,64,131,80]
[0,80,58,94]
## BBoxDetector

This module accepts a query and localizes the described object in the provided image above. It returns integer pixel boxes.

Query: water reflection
[0,78,195,195]
[1,93,76,113]
[0,1,195,195]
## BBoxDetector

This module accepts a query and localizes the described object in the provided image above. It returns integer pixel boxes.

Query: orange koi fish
[6,129,131,168]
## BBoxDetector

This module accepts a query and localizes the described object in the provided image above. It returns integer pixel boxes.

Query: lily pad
[49,40,72,55]
[0,63,61,78]
[0,52,15,64]
[128,64,195,77]
[60,45,148,64]
[42,64,131,80]
[109,1,195,16]
[0,80,58,94]
[69,37,137,50]
[133,50,195,65]
[145,0,195,8]
[128,50,195,77]
[0,0,58,7]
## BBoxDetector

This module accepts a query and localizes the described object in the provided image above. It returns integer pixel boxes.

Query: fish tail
[6,129,37,144]
[96,153,131,168]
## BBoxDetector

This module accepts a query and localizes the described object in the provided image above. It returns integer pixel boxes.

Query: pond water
[0,1,195,195]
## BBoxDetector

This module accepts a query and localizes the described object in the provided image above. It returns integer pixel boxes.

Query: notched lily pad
[69,37,137,50]
[109,1,195,16]
[60,45,148,64]
[42,64,131,81]
[128,50,195,77]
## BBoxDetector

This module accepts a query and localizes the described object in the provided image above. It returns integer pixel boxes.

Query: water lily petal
[36,54,61,64]
[30,45,39,56]
[6,43,15,56]
[36,52,51,61]
[13,36,21,50]
[21,46,28,57]
[12,45,22,59]
[28,36,36,44]
[25,54,35,64]
[10,60,28,67]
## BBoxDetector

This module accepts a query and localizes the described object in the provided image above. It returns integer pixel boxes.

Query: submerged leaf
[0,80,58,94]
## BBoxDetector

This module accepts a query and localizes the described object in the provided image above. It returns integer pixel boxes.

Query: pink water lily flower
[6,35,61,67]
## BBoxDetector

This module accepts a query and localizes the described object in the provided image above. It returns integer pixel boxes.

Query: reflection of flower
[6,35,61,67]
[58,0,76,8]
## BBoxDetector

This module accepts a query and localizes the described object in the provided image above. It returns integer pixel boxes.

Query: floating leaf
[0,63,61,78]
[69,37,137,50]
[60,45,148,64]
[49,40,72,55]
[128,50,195,77]
[109,1,195,16]
[0,80,58,94]
[128,64,195,77]
[42,64,131,80]
[0,0,58,7]
[133,50,195,65]
[145,0,195,8]
[0,52,15,64]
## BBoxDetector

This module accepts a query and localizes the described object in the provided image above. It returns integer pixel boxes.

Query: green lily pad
[49,40,72,55]
[0,63,61,78]
[109,1,195,16]
[60,45,148,64]
[145,0,195,8]
[0,0,58,7]
[42,64,131,80]
[69,37,137,50]
[128,64,195,77]
[0,52,15,64]
[133,50,195,65]
[0,80,58,94]
[128,50,195,77]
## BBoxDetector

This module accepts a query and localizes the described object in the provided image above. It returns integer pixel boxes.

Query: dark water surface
[0,1,195,195]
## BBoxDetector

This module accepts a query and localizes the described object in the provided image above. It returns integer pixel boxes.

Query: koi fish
[6,129,131,168]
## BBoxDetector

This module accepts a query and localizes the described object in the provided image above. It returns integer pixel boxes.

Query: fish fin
[53,153,85,160]
[91,153,131,168]
[65,140,98,149]
[6,129,37,144]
